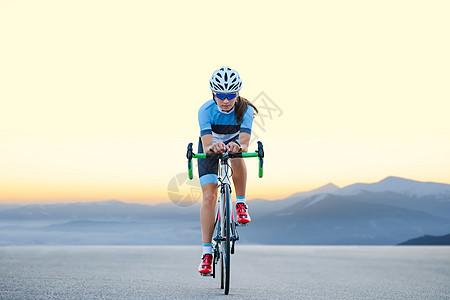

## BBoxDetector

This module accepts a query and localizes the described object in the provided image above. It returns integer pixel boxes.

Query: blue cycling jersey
[198,99,254,144]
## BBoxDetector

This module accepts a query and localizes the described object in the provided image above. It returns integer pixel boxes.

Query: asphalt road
[1,246,449,299]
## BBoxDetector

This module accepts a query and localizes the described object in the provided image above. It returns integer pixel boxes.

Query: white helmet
[209,66,242,93]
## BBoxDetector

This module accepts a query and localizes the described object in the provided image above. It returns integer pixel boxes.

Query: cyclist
[197,66,259,274]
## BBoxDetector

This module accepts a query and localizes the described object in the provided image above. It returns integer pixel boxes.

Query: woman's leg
[231,158,251,223]
[230,158,247,197]
[200,182,218,243]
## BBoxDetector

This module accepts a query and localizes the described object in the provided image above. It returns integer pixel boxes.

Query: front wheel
[222,184,231,295]
[220,252,224,289]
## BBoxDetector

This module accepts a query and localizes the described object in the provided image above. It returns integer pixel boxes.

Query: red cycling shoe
[198,253,213,274]
[235,202,251,224]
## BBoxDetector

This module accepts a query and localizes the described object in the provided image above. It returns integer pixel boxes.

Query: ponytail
[235,96,258,125]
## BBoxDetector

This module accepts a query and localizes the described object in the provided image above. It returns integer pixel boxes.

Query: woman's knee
[202,183,218,204]
[203,193,217,204]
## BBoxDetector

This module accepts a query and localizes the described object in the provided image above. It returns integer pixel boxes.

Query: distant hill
[1,176,450,245]
[398,234,450,245]
[0,200,199,222]
[0,204,22,211]
[247,183,340,216]
[244,176,450,245]
[243,192,450,245]
[335,176,450,198]
[286,183,340,199]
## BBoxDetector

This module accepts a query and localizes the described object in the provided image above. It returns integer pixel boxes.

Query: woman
[197,66,258,274]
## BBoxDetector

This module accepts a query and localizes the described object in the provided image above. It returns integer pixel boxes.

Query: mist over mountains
[1,176,449,245]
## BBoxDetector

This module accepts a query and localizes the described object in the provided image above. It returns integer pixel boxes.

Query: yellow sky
[1,0,449,205]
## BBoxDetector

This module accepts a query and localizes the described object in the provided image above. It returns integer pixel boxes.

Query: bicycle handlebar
[186,141,264,180]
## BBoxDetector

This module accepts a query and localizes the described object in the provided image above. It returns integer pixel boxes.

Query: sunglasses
[215,93,238,100]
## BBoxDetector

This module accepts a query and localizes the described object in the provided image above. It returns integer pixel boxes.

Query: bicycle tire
[212,246,216,279]
[223,184,231,295]
[220,252,224,289]
[219,193,224,290]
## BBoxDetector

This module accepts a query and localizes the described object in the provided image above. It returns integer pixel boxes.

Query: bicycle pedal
[199,273,213,277]
[236,222,248,227]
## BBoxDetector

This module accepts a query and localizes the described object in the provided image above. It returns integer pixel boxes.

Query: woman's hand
[226,141,242,154]
[208,141,226,153]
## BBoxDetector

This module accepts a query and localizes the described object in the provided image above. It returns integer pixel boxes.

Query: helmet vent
[224,73,228,81]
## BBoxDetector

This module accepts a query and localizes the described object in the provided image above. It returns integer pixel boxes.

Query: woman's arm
[237,132,251,153]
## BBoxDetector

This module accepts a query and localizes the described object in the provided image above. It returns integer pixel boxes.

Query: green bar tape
[188,160,193,180]
[258,158,263,178]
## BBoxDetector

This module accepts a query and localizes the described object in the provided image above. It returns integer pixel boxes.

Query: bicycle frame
[214,154,240,255]
[211,154,239,285]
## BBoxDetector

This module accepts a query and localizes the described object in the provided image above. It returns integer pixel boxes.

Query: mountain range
[1,176,449,245]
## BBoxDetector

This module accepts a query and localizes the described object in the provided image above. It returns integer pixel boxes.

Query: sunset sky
[1,0,449,205]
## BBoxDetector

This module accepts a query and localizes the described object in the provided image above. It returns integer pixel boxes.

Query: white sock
[202,243,212,255]
[236,195,246,204]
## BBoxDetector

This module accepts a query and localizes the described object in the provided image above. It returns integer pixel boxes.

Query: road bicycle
[186,141,264,295]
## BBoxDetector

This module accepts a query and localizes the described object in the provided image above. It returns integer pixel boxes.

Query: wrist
[233,141,242,153]
[205,145,214,153]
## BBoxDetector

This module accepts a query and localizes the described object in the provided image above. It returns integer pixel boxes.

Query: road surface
[1,246,449,299]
